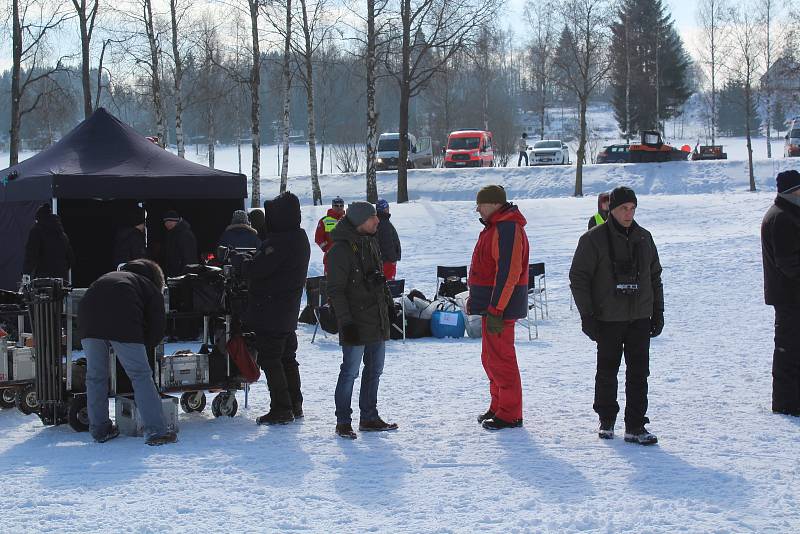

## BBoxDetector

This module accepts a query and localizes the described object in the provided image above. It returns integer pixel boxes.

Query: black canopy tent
[0,108,247,289]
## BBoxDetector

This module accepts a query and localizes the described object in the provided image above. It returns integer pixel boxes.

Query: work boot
[292,404,304,419]
[482,417,523,430]
[477,409,495,424]
[598,418,615,440]
[336,423,357,439]
[94,424,120,444]
[624,426,658,445]
[359,417,399,432]
[256,411,295,425]
[146,431,178,446]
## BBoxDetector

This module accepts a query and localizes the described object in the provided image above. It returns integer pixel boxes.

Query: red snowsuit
[314,209,344,271]
[467,203,529,423]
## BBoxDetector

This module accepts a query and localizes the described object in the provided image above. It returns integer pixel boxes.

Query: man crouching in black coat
[244,192,310,425]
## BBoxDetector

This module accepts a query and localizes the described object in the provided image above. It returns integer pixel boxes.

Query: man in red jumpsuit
[467,185,529,430]
[314,197,345,272]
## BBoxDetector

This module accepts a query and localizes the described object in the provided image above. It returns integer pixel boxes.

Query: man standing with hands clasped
[570,186,664,445]
[467,185,530,430]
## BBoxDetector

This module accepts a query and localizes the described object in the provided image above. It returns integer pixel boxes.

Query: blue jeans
[82,338,167,440]
[334,341,385,424]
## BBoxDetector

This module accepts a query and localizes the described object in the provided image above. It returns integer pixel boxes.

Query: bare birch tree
[552,0,613,197]
[9,0,73,166]
[71,0,100,119]
[525,0,556,140]
[696,0,729,145]
[168,0,191,158]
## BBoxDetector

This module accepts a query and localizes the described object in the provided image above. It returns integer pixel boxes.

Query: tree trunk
[9,0,22,166]
[575,96,588,197]
[76,1,93,119]
[207,106,215,169]
[624,15,630,141]
[397,0,411,204]
[144,0,166,147]
[765,1,772,159]
[249,0,261,207]
[745,84,755,192]
[280,0,291,193]
[170,0,185,158]
[365,0,378,203]
[300,0,321,205]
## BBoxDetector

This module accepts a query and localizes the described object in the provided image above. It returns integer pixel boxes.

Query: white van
[784,117,800,158]
[376,133,433,170]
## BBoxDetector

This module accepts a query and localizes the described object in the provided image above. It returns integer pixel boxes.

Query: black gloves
[339,322,359,345]
[581,315,598,341]
[650,311,664,338]
[486,312,505,334]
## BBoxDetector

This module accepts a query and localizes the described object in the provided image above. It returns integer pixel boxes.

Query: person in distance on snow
[79,259,177,446]
[112,207,147,268]
[468,185,530,430]
[217,209,262,250]
[761,170,800,417]
[570,186,664,445]
[517,132,529,167]
[327,201,398,439]
[375,198,401,281]
[243,192,310,425]
[588,192,610,230]
[160,210,198,277]
[22,203,75,282]
[315,196,346,273]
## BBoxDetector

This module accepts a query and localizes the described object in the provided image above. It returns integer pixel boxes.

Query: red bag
[226,335,261,383]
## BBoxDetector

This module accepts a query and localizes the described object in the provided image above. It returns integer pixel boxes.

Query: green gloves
[487,312,505,334]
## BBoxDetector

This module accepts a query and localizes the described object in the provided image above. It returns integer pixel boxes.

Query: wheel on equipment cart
[180,391,207,413]
[211,391,238,417]
[0,388,17,408]
[68,395,90,432]
[15,384,39,415]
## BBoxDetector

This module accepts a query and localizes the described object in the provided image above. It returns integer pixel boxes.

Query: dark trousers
[518,151,528,166]
[773,307,800,414]
[593,318,651,428]
[254,330,302,414]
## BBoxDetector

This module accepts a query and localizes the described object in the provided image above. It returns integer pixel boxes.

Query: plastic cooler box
[430,310,465,338]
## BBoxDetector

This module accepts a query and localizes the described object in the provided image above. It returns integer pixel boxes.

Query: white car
[528,140,570,165]
[376,132,433,170]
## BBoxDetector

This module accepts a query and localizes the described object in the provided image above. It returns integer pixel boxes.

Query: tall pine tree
[610,0,692,137]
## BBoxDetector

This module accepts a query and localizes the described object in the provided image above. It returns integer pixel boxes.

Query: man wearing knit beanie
[327,199,397,439]
[217,209,261,250]
[468,184,530,430]
[314,197,346,273]
[570,185,664,445]
[375,199,401,280]
[761,169,800,417]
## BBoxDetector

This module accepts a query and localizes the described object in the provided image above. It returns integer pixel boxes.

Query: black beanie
[609,186,637,211]
[777,170,800,193]
[36,203,52,221]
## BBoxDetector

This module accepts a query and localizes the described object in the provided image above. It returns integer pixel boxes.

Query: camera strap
[605,221,639,276]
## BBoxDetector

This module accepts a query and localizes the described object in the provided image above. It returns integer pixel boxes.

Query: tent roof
[0,108,246,201]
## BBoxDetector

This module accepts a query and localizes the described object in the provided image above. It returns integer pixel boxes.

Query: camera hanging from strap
[606,222,640,295]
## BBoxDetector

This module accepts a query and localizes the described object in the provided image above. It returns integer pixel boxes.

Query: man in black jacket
[327,202,397,439]
[761,170,800,417]
[570,186,664,445]
[217,210,262,250]
[161,210,198,277]
[79,259,176,446]
[244,192,310,425]
[375,199,401,280]
[22,203,75,282]
[112,207,147,267]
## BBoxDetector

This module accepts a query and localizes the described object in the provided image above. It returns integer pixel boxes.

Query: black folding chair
[305,276,328,343]
[386,279,406,342]
[435,266,468,299]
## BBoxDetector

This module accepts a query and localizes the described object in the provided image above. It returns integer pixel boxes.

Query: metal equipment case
[115,394,179,437]
[160,351,210,389]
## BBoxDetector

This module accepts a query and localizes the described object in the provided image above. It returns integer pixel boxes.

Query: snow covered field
[3,184,799,532]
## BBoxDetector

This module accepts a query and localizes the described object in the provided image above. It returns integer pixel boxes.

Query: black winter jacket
[326,217,392,346]
[162,219,198,277]
[22,214,75,280]
[112,227,147,267]
[243,193,310,333]
[218,224,262,250]
[78,260,166,348]
[376,212,401,263]
[762,195,800,307]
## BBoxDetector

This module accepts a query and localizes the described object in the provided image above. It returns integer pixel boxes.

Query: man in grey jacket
[569,186,664,445]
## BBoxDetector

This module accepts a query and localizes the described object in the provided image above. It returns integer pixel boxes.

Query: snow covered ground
[2,184,799,532]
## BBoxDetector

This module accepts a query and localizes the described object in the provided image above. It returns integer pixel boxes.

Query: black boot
[256,411,295,425]
[477,409,495,424]
[482,417,523,430]
[598,418,615,439]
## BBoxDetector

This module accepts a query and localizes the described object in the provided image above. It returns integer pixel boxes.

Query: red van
[443,130,494,168]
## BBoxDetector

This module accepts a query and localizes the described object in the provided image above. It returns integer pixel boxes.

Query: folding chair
[386,279,406,342]
[305,276,328,343]
[435,266,468,299]
[529,262,548,318]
